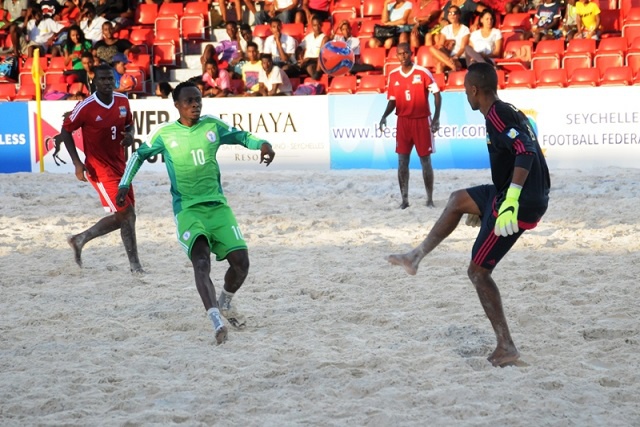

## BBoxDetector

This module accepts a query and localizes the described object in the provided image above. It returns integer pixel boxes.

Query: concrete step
[183,54,203,70]
[171,68,202,82]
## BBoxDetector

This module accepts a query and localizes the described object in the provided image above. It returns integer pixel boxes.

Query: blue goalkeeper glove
[494,185,521,237]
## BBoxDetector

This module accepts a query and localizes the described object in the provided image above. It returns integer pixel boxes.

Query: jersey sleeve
[387,74,396,100]
[119,127,167,188]
[425,69,440,93]
[211,116,268,149]
[62,100,86,133]
[123,97,133,128]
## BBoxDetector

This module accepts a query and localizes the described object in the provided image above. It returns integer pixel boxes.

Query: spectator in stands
[255,0,297,25]
[466,9,502,64]
[532,0,563,43]
[297,0,329,27]
[32,0,61,20]
[60,0,80,23]
[257,53,293,95]
[202,59,232,97]
[241,41,262,94]
[575,0,600,39]
[64,50,96,93]
[429,5,469,72]
[1,0,27,30]
[93,21,134,64]
[369,0,412,49]
[155,81,173,98]
[262,18,297,74]
[240,23,264,53]
[79,3,109,44]
[200,43,216,73]
[188,75,207,94]
[563,0,578,40]
[111,51,136,93]
[439,0,485,29]
[13,7,65,57]
[333,19,378,74]
[299,15,328,80]
[219,0,257,25]
[409,0,444,49]
[218,21,243,74]
[60,24,92,70]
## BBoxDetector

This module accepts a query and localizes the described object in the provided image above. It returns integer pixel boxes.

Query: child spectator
[262,18,298,74]
[241,41,262,94]
[155,81,173,98]
[532,0,563,43]
[111,52,136,93]
[19,7,65,57]
[257,53,293,95]
[202,59,232,97]
[299,15,328,80]
[79,3,109,44]
[576,0,600,39]
[240,23,264,53]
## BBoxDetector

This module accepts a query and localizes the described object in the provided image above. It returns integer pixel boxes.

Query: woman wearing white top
[368,0,413,49]
[467,10,502,64]
[429,5,470,73]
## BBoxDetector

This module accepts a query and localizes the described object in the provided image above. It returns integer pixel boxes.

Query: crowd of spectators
[0,0,628,99]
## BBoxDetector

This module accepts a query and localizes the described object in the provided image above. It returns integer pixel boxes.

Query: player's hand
[431,118,440,133]
[74,162,87,182]
[378,117,387,131]
[120,131,134,147]
[494,187,521,237]
[260,143,275,166]
[116,187,129,207]
[465,213,481,227]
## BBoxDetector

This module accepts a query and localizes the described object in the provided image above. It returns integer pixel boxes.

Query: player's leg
[68,213,121,267]
[396,117,414,209]
[467,261,519,366]
[208,204,249,328]
[419,155,435,207]
[398,154,410,209]
[387,188,481,275]
[117,205,143,273]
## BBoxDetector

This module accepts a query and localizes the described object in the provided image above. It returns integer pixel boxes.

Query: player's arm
[379,100,396,131]
[116,134,166,205]
[121,124,134,147]
[59,127,87,182]
[217,120,276,166]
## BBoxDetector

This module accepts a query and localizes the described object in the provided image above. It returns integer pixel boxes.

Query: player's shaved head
[397,42,411,53]
[173,80,198,102]
[466,62,498,93]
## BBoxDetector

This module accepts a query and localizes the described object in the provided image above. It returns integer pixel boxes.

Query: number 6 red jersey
[387,64,440,119]
[62,92,133,180]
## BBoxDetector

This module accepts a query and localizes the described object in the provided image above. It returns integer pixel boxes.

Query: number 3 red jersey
[62,92,133,180]
[387,64,440,119]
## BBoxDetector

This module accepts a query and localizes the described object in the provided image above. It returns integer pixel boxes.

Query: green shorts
[175,202,247,261]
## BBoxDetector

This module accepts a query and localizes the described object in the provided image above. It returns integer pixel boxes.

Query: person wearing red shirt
[57,63,143,274]
[379,43,442,209]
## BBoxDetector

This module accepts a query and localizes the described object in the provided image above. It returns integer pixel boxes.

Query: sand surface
[1,168,639,426]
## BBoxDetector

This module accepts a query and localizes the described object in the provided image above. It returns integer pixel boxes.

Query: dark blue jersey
[485,100,550,216]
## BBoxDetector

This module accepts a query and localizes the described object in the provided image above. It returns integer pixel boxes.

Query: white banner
[29,96,331,173]
[500,86,640,169]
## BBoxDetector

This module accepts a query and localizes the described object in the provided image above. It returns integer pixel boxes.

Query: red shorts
[395,116,435,157]
[88,176,135,213]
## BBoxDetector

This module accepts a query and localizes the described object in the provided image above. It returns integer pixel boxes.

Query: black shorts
[466,184,524,270]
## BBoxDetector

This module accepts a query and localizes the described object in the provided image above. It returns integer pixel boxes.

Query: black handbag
[374,24,399,39]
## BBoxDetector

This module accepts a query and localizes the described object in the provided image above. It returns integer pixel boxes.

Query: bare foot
[488,345,520,367]
[426,200,435,208]
[67,235,83,267]
[215,326,228,345]
[386,252,419,275]
[400,201,410,209]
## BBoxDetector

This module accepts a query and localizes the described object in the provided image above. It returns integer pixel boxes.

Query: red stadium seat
[158,2,184,18]
[595,53,624,76]
[44,71,64,86]
[568,67,601,86]
[358,18,379,39]
[622,23,640,45]
[496,69,506,89]
[331,6,357,25]
[506,69,536,88]
[328,75,357,93]
[500,12,532,33]
[181,15,207,41]
[155,16,179,33]
[445,70,467,91]
[563,55,592,77]
[601,65,633,84]
[129,28,154,54]
[252,24,272,39]
[564,38,597,58]
[281,23,305,43]
[20,57,47,73]
[621,0,640,19]
[134,3,158,28]
[596,36,627,57]
[625,50,640,75]
[356,74,386,93]
[358,47,385,74]
[14,82,36,101]
[128,53,151,77]
[599,9,622,38]
[416,46,438,71]
[531,56,560,80]
[536,68,568,87]
[47,56,68,71]
[153,42,180,67]
[184,1,210,25]
[0,82,16,101]
[156,28,181,48]
[533,39,565,59]
[362,0,384,19]
[623,6,640,23]
[494,40,532,72]
[68,82,89,96]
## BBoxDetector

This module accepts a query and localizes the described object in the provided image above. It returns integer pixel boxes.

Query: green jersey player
[116,81,276,344]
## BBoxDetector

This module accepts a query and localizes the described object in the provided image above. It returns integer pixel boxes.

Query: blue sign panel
[0,102,31,173]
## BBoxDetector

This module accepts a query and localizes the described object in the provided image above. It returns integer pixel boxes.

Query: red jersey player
[58,64,143,273]
[379,42,442,209]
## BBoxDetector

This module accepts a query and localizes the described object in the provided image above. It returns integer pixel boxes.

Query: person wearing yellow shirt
[575,0,600,39]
